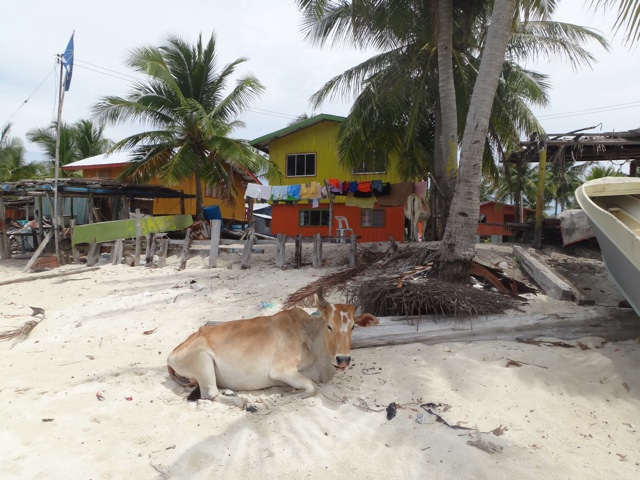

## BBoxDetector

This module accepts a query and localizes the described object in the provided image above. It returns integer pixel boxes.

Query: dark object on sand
[386,402,397,420]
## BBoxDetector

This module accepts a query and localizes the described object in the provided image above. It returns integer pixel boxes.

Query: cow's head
[315,289,379,371]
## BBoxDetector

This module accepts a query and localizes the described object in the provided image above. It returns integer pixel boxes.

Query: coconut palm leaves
[1,124,46,181]
[92,32,279,219]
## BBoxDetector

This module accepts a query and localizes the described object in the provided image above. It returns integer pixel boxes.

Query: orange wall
[270,203,405,242]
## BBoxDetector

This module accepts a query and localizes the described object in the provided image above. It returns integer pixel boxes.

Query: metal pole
[53,56,65,263]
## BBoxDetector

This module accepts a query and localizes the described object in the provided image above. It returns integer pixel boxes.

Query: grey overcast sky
[1,0,638,163]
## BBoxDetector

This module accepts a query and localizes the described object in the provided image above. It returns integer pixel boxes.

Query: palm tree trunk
[433,0,517,282]
[194,168,204,220]
[435,0,457,236]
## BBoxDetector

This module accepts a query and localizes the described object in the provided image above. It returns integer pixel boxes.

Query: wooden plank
[0,198,11,260]
[512,245,573,301]
[21,230,53,273]
[241,228,256,270]
[351,307,640,349]
[134,209,142,267]
[71,214,193,246]
[0,266,101,287]
[178,227,192,270]
[312,233,322,269]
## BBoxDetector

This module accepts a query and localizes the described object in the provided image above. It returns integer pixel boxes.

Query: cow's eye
[327,325,333,331]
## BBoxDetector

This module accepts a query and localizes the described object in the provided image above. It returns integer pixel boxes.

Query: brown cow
[167,290,379,408]
[404,193,431,241]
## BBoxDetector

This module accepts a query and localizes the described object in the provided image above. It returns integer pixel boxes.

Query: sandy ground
[1,242,639,479]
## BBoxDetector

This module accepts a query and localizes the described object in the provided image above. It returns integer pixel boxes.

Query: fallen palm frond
[345,277,521,318]
[284,241,524,317]
[0,307,45,348]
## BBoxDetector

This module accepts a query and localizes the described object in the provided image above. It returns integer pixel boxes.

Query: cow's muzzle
[335,355,351,370]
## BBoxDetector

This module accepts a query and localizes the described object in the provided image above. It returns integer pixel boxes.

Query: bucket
[203,205,222,221]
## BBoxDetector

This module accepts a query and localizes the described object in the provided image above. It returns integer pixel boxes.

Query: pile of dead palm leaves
[284,241,525,318]
[0,307,45,348]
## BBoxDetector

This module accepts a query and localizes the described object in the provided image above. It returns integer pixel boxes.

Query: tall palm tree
[92,32,279,220]
[1,124,46,181]
[297,0,607,280]
[26,119,112,177]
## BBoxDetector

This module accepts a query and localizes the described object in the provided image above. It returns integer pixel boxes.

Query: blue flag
[62,32,74,92]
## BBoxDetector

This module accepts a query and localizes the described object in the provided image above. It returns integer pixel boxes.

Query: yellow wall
[268,120,403,204]
[80,167,246,220]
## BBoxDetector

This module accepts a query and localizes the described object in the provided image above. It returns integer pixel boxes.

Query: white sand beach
[1,243,639,479]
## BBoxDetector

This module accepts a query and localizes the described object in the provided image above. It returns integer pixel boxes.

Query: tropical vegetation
[26,119,112,177]
[0,124,46,182]
[92,32,279,220]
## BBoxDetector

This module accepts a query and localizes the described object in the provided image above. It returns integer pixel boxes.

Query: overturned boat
[575,177,640,317]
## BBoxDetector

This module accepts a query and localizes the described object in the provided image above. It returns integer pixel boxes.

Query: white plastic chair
[335,216,354,241]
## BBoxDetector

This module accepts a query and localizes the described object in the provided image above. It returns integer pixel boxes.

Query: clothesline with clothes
[244,179,428,208]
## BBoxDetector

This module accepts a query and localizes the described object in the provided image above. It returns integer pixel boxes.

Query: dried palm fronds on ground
[284,241,525,317]
[345,277,521,318]
[0,307,45,348]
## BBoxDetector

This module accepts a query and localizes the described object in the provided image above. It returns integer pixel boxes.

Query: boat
[575,177,640,316]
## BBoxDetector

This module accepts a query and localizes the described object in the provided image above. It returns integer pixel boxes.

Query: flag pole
[53,32,74,265]
[53,56,65,264]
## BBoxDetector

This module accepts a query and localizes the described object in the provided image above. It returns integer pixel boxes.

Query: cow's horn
[316,287,329,307]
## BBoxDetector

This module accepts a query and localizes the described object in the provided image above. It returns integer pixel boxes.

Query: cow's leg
[269,369,317,398]
[172,350,246,408]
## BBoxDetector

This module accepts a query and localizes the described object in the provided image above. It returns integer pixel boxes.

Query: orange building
[478,201,535,241]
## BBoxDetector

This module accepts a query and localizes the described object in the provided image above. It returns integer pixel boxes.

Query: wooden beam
[276,233,286,269]
[312,233,322,268]
[512,245,573,301]
[351,307,640,349]
[208,219,221,268]
[21,230,53,273]
[0,198,10,260]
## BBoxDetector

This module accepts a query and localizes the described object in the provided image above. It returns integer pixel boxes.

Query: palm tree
[26,119,112,177]
[92,32,279,220]
[1,124,46,181]
[297,0,607,280]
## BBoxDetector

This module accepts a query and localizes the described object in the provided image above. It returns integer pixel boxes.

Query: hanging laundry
[287,184,301,200]
[349,181,358,193]
[271,185,288,201]
[328,178,342,193]
[356,181,371,193]
[258,185,272,201]
[371,180,383,195]
[300,182,318,199]
[244,183,262,199]
[345,192,377,208]
[414,181,428,199]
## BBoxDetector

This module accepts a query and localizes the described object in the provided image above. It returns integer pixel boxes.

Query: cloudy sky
[1,0,639,164]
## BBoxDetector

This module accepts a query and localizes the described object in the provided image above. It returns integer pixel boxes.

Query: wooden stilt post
[209,219,221,268]
[276,233,286,269]
[349,232,357,267]
[112,239,123,265]
[241,228,255,270]
[157,238,169,268]
[69,219,80,264]
[294,234,302,269]
[178,228,192,270]
[312,233,322,268]
[134,208,141,266]
[0,198,11,260]
[145,233,156,267]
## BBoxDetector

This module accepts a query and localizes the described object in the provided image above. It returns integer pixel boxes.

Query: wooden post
[157,238,169,268]
[324,179,334,237]
[178,227,192,270]
[294,234,302,269]
[349,231,357,267]
[276,233,286,269]
[86,243,100,266]
[312,233,322,268]
[0,198,11,260]
[145,233,156,267]
[241,228,256,269]
[21,230,53,272]
[36,196,44,245]
[534,135,548,249]
[112,239,123,265]
[209,219,221,268]
[134,208,141,266]
[69,219,80,264]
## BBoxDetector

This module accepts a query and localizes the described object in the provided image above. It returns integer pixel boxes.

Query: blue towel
[287,184,301,200]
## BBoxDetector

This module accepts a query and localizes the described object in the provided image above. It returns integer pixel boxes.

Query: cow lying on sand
[167,290,379,408]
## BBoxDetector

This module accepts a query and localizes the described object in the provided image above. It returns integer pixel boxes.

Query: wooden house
[62,151,258,223]
[250,114,409,242]
[478,201,535,242]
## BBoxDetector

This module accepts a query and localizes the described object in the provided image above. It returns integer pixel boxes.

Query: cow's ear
[354,313,379,327]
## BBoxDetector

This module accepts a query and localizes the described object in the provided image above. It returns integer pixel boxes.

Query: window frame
[360,208,386,228]
[298,208,330,227]
[286,153,317,178]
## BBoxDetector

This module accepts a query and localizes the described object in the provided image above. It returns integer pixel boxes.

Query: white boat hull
[575,177,640,317]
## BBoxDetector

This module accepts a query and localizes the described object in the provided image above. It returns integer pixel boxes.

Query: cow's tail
[167,365,201,401]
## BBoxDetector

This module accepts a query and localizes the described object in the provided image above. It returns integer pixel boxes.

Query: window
[286,153,316,177]
[206,184,221,198]
[360,209,385,228]
[352,158,386,175]
[299,209,329,226]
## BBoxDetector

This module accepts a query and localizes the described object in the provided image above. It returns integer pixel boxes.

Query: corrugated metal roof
[62,151,134,169]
